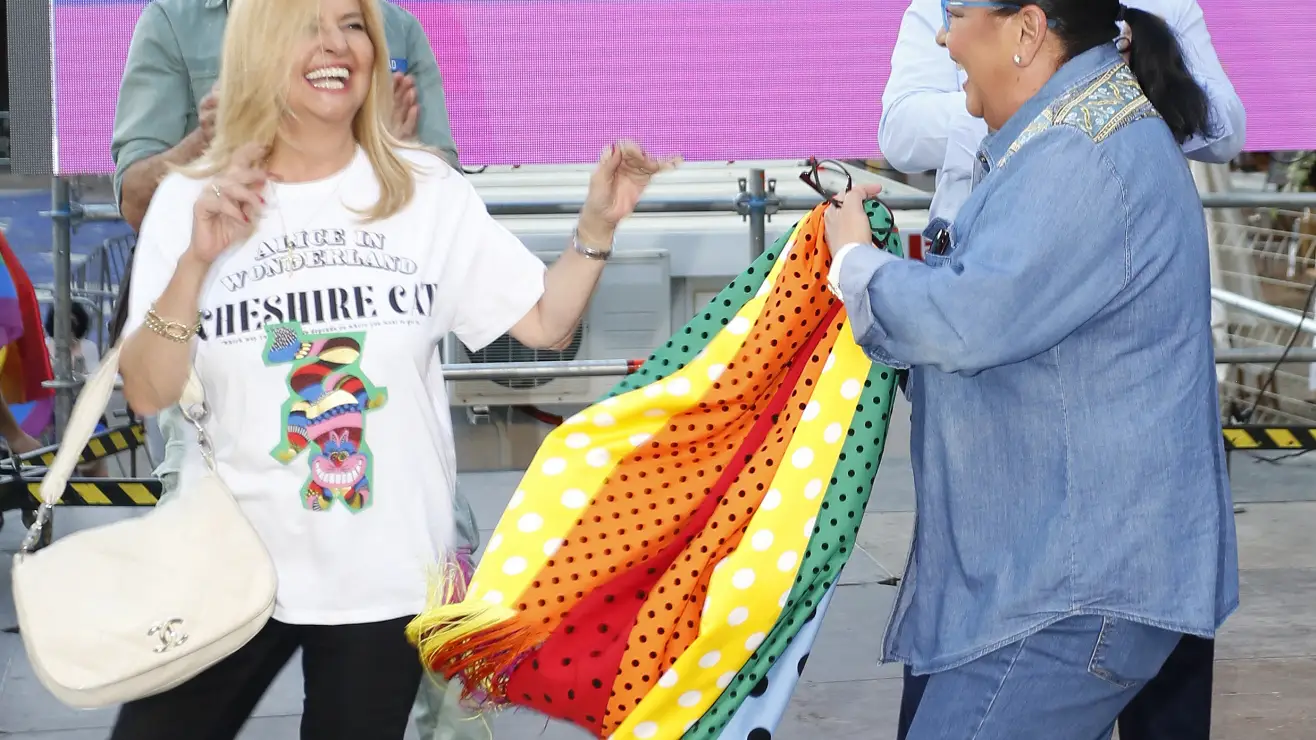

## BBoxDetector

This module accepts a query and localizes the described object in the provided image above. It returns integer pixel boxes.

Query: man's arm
[400,10,460,166]
[111,3,206,232]
[1167,0,1247,163]
[878,0,970,173]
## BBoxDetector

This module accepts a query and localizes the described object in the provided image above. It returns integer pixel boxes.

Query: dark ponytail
[1000,1,1215,144]
[1121,6,1213,144]
[45,301,90,341]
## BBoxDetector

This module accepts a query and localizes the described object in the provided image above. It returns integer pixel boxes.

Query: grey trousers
[411,677,488,740]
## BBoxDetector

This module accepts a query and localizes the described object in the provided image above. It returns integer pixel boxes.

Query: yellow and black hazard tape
[38,423,147,465]
[0,423,148,470]
[1222,426,1316,451]
[2,425,1308,506]
[23,477,162,506]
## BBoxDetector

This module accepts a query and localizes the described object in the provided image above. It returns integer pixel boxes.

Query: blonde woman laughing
[109,0,677,737]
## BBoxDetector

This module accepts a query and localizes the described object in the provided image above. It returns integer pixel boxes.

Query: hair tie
[1115,4,1127,21]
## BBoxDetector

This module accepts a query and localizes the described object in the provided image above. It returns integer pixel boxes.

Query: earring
[1013,54,1022,65]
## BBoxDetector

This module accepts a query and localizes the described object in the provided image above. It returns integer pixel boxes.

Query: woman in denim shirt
[826,0,1237,736]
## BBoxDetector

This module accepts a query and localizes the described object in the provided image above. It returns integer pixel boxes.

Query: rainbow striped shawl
[409,200,904,739]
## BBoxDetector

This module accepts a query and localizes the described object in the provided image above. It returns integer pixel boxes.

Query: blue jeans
[1114,635,1214,740]
[901,616,1182,740]
[899,628,1213,740]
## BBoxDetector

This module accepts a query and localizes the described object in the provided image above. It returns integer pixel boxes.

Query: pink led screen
[50,0,1311,175]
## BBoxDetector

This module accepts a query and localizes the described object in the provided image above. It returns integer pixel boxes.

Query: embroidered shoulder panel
[997,63,1160,169]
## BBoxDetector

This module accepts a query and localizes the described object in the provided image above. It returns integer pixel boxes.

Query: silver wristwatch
[572,228,614,261]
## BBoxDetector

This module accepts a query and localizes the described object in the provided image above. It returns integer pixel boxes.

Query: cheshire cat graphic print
[263,322,388,512]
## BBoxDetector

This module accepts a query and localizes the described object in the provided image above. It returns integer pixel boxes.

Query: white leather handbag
[11,345,277,709]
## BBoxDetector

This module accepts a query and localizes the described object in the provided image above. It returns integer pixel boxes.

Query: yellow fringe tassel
[407,557,539,701]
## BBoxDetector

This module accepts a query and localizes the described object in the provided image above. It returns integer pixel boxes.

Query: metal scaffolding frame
[0,111,10,169]
[43,172,1316,431]
[19,171,1316,521]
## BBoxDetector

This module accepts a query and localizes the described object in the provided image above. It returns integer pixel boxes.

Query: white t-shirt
[126,147,547,624]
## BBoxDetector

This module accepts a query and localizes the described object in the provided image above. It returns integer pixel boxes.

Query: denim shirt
[110,0,460,204]
[838,44,1238,674]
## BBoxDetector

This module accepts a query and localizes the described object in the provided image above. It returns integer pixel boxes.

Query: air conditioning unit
[444,248,671,407]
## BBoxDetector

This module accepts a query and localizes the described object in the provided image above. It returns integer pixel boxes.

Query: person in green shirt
[108,1,479,737]
[112,0,460,228]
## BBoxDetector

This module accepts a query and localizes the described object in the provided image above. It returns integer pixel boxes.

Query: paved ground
[1,396,1314,739]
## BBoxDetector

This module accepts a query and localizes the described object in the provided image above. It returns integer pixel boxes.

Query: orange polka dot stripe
[408,200,904,740]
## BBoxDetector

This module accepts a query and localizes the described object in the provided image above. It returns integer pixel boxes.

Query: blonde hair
[183,0,417,221]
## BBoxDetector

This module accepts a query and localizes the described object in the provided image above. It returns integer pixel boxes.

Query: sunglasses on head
[940,0,1059,32]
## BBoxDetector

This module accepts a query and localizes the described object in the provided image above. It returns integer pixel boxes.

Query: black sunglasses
[799,157,854,208]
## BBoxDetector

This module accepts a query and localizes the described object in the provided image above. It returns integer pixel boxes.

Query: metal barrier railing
[1213,288,1316,335]
[67,189,1316,221]
[41,172,1316,435]
[25,158,1316,522]
[11,352,1316,515]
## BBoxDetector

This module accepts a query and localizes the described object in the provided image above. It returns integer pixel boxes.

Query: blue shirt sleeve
[1168,0,1247,163]
[838,126,1131,375]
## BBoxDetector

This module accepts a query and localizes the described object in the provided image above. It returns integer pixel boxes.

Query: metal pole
[35,345,1316,389]
[443,359,637,381]
[768,192,1316,211]
[1211,288,1316,335]
[1195,191,1316,209]
[50,178,74,433]
[45,359,641,393]
[72,190,1316,222]
[1215,348,1316,364]
[747,168,767,258]
[442,354,1316,374]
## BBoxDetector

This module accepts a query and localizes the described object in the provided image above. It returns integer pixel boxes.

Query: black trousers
[897,634,1215,740]
[110,616,423,740]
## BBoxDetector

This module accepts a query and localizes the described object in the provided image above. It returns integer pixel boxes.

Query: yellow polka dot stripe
[407,202,904,740]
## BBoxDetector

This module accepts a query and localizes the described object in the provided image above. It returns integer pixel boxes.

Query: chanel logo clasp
[147,618,189,653]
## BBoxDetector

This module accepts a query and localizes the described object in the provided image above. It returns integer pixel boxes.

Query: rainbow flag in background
[409,201,904,739]
[0,231,55,438]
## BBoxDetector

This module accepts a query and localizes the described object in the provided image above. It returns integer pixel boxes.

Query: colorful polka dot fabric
[407,200,903,740]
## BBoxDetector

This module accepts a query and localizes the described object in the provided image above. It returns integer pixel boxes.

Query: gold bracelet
[144,306,201,343]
